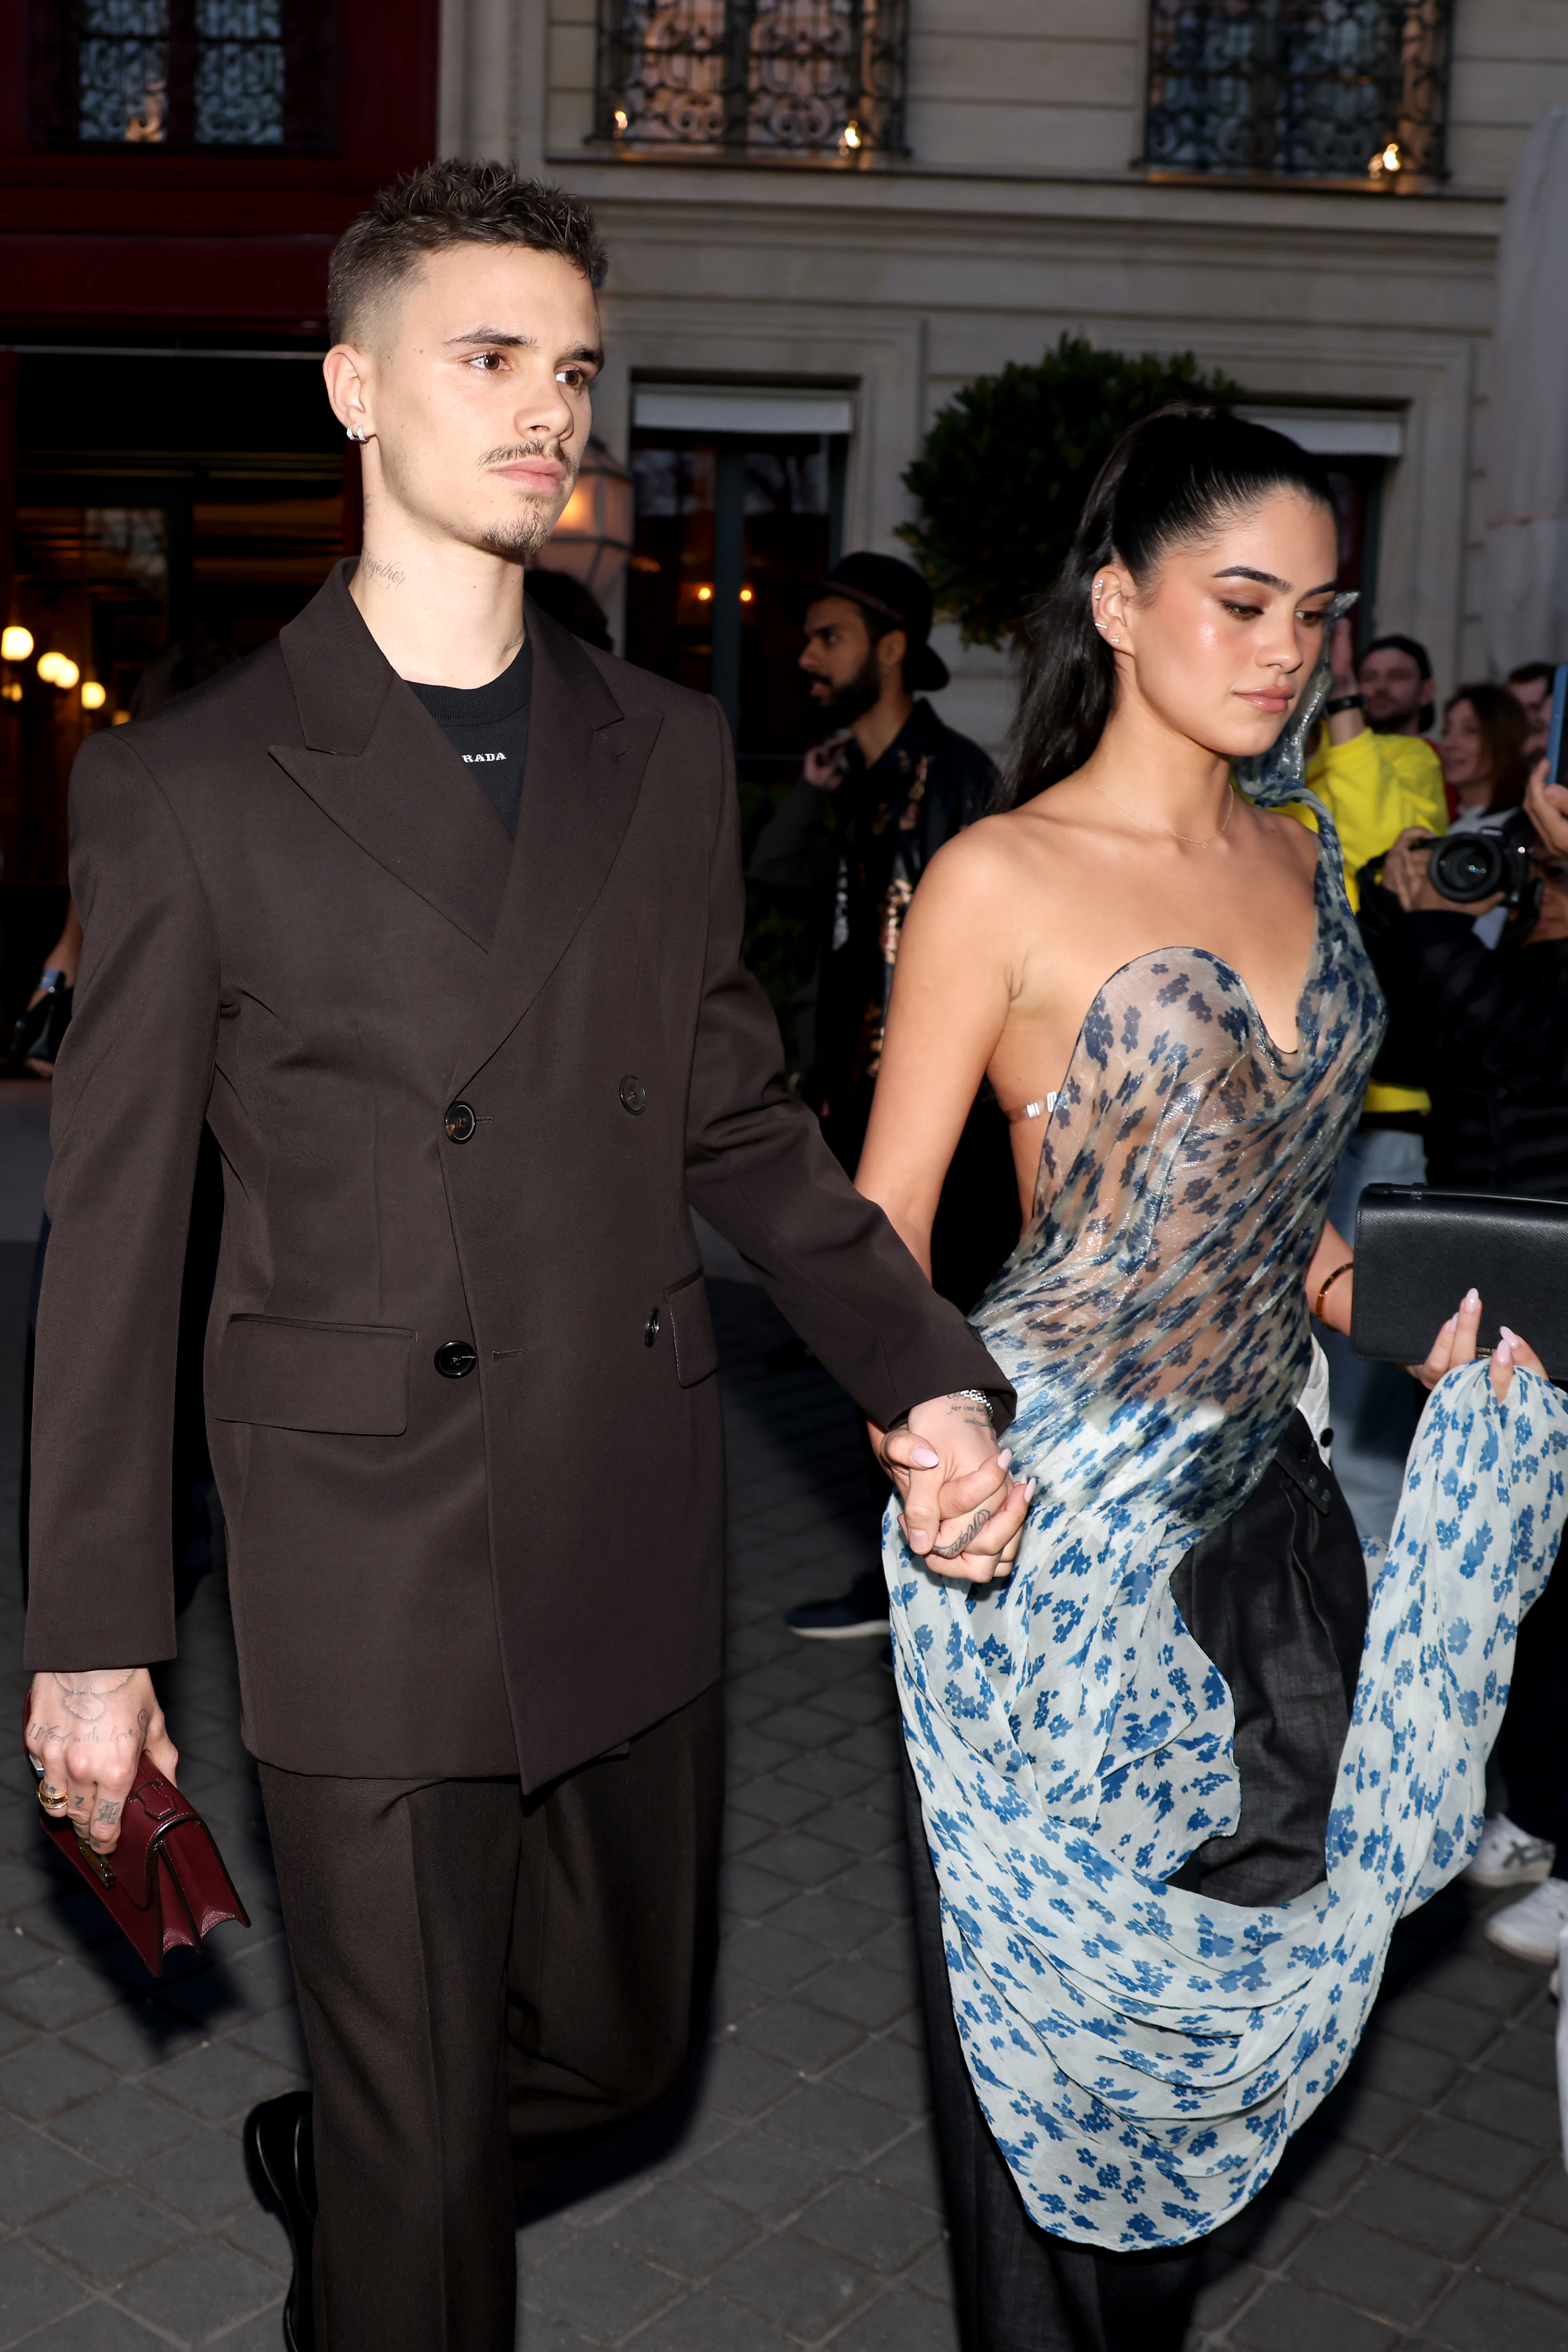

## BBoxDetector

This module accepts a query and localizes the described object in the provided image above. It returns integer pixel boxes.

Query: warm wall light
[2,682,20,704]
[739,586,754,603]
[696,584,713,602]
[1,625,33,662]
[113,710,131,725]
[80,681,107,711]
[37,653,81,690]
[537,435,635,601]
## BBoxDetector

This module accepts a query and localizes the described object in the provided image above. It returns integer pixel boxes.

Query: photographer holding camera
[1359,752,1568,1962]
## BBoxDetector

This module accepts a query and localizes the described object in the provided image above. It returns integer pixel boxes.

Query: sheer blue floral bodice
[890,689,1568,2250]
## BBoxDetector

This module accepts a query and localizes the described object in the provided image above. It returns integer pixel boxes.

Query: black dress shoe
[245,2090,318,2352]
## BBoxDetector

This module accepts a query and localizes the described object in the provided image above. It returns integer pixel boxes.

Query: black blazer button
[445,1101,477,1143]
[434,1340,478,1379]
[619,1075,647,1115]
[644,1308,661,1346]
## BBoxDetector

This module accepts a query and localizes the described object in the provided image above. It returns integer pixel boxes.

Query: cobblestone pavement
[0,1255,1563,2348]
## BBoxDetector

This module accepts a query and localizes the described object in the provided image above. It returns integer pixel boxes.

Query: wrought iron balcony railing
[592,0,909,162]
[1143,0,1452,187]
[29,0,337,150]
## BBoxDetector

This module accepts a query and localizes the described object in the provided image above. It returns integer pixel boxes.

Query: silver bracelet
[952,1388,996,1419]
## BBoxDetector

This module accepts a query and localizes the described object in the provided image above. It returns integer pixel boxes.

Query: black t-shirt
[408,639,532,839]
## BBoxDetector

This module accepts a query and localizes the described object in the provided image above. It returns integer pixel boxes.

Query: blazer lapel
[449,605,662,1092]
[273,562,511,952]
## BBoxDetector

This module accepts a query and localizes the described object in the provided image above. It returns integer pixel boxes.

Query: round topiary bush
[900,334,1243,648]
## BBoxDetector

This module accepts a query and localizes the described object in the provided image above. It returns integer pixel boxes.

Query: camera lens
[1428,832,1508,904]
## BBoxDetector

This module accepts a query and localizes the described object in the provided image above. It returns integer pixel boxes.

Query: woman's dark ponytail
[996,404,1336,810]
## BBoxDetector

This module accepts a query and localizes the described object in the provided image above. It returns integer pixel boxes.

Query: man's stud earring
[346,425,367,444]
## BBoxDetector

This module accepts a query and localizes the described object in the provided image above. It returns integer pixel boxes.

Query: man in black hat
[752,553,1018,1640]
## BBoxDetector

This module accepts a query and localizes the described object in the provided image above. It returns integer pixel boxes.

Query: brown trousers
[259,1681,725,2352]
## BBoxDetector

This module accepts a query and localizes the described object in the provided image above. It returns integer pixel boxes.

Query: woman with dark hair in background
[1439,679,1529,825]
[851,407,1568,2351]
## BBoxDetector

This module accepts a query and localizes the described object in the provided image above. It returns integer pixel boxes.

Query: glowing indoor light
[1368,140,1402,178]
[80,681,107,711]
[842,120,862,150]
[613,108,629,132]
[37,653,80,690]
[739,586,754,603]
[2,682,20,704]
[1,626,33,662]
[696,584,713,602]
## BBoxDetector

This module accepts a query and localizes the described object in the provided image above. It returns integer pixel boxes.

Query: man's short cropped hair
[328,160,607,348]
[1361,632,1433,682]
[1507,660,1556,689]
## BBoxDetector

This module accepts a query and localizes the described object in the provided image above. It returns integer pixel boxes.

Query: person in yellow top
[1291,621,1448,1545]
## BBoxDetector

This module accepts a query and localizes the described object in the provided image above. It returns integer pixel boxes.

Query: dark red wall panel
[0,0,441,334]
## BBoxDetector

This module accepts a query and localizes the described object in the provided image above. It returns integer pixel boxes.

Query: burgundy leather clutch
[27,1701,250,1977]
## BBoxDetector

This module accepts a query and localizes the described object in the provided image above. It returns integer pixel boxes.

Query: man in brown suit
[22,164,1024,2348]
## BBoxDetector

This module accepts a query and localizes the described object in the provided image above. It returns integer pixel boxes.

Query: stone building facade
[438,0,1568,751]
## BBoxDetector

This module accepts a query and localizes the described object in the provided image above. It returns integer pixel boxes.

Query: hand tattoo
[53,1671,135,1726]
[932,1505,992,1559]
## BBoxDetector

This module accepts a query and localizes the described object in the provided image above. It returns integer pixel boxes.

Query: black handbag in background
[11,974,71,1071]
[1350,1185,1568,1379]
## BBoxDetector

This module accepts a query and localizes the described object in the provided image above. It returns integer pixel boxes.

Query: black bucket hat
[779,552,949,692]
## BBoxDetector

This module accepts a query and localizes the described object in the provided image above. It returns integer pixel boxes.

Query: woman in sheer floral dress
[856,410,1568,2352]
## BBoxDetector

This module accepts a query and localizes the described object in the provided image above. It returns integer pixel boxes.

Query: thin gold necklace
[1092,781,1237,848]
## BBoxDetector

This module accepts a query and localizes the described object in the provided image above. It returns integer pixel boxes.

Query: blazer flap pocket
[214,1315,414,1436]
[663,1271,718,1388]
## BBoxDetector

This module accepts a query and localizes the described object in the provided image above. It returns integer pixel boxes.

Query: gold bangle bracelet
[1314,1259,1354,1323]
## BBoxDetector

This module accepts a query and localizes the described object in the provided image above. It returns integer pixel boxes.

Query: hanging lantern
[534,436,634,603]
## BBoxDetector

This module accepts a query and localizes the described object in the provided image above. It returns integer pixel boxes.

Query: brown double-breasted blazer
[24,563,1010,1784]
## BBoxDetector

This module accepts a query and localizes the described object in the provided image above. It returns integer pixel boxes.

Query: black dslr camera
[1426,811,1540,911]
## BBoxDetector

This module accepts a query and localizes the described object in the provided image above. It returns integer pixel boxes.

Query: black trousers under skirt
[904,1412,1368,2352]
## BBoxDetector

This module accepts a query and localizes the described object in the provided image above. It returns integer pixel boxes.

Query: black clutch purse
[11,976,71,1071]
[1350,1185,1568,1378]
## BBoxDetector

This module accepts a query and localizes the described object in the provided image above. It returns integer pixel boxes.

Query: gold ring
[37,1785,67,1812]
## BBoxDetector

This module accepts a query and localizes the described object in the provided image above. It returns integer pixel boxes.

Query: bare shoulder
[917,800,1072,916]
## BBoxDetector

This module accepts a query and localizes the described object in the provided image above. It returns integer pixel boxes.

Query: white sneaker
[1485,1877,1568,1964]
[1464,1812,1556,1889]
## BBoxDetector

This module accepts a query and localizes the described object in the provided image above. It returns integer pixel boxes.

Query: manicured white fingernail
[910,1446,939,1469]
[996,1449,1012,1469]
[1500,1325,1521,1345]
[1025,1479,1038,1499]
[1443,1314,1457,1331]
[1464,1288,1480,1311]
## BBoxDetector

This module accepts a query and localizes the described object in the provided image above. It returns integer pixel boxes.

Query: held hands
[872,1393,1034,1584]
[25,1670,175,1857]
[1409,1289,1545,1401]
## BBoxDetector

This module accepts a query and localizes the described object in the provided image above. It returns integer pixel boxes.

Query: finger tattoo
[932,1505,992,1560]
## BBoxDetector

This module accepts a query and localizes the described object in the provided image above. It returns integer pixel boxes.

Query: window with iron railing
[592,0,909,162]
[1143,0,1451,188]
[28,0,337,149]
